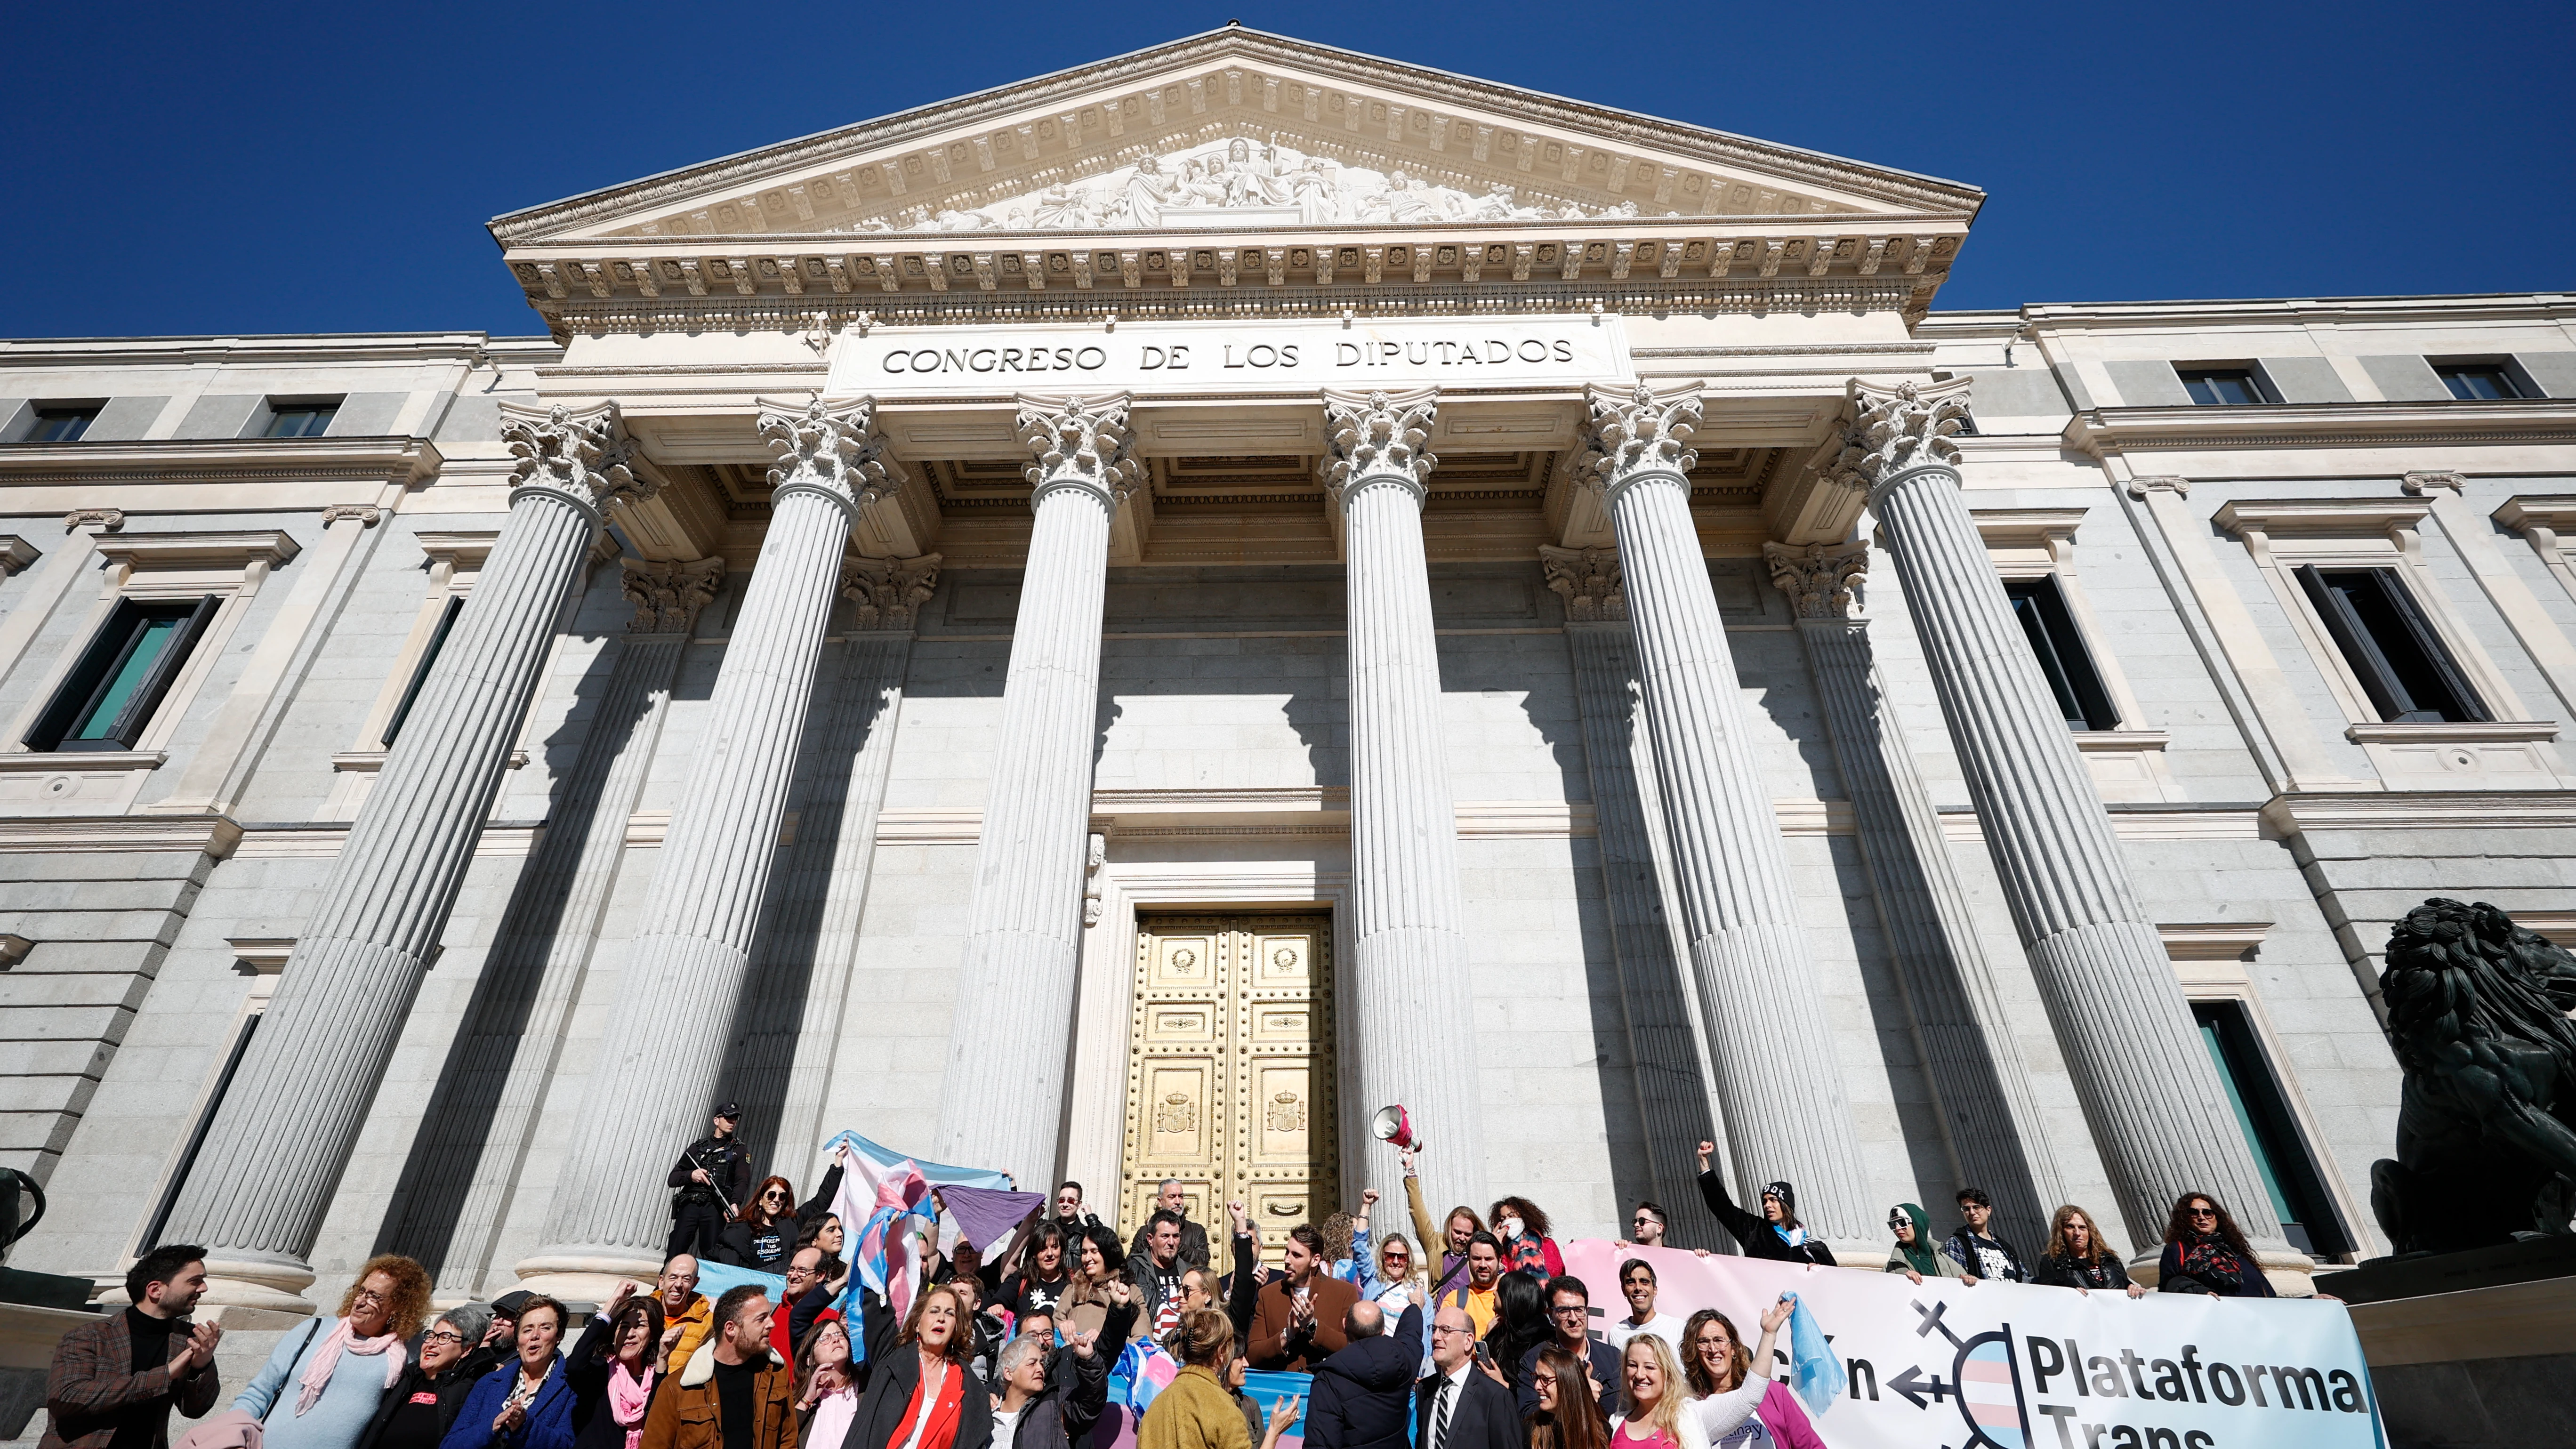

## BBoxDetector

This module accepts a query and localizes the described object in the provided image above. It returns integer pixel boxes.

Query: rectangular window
[26,596,221,751]
[2293,565,2489,723]
[24,405,101,442]
[381,595,463,746]
[2434,363,2524,401]
[2194,1001,2351,1258]
[262,400,340,437]
[138,1010,260,1253]
[2176,367,2269,406]
[2004,576,2120,730]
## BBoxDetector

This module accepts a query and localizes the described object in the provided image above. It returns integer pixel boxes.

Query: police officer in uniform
[666,1101,752,1260]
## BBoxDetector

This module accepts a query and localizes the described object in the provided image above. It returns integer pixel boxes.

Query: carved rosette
[1539,544,1626,622]
[1321,387,1439,506]
[757,396,904,518]
[1014,394,1144,510]
[620,556,728,635]
[1763,541,1871,620]
[502,402,659,517]
[1578,382,1702,500]
[839,552,944,631]
[1818,377,1972,502]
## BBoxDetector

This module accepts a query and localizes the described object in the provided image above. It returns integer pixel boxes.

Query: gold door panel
[1122,914,1336,1269]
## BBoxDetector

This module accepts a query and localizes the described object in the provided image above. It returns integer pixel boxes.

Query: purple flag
[941,1184,1043,1252]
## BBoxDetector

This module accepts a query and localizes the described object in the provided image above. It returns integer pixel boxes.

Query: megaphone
[1370,1104,1417,1150]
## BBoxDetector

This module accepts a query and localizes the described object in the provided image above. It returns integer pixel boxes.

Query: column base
[192,1250,319,1328]
[514,1247,664,1308]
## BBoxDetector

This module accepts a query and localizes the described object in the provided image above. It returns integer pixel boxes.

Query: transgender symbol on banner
[1904,1299,2033,1449]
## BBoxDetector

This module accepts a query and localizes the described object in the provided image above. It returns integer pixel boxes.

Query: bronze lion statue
[2374,898,2576,1253]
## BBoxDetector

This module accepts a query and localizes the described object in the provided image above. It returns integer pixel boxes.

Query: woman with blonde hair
[2032,1205,2144,1298]
[1137,1311,1296,1449]
[1607,1336,1698,1449]
[238,1255,435,1449]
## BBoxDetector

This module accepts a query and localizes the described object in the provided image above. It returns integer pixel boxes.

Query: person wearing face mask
[1689,1144,1835,1268]
[1484,1199,1562,1280]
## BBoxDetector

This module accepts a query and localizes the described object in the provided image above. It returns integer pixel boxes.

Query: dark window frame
[2004,574,2121,731]
[2193,999,2352,1260]
[2174,365,2274,407]
[260,397,342,438]
[24,404,103,443]
[381,595,464,747]
[26,595,222,752]
[2293,564,2489,724]
[2430,360,2527,402]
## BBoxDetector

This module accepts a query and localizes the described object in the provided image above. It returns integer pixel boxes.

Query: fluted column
[163,403,658,1314]
[1542,547,1727,1248]
[931,397,1140,1186]
[535,399,899,1277]
[386,556,724,1296]
[1842,378,2286,1253]
[1578,383,1873,1248]
[1325,388,1487,1216]
[1765,541,2063,1251]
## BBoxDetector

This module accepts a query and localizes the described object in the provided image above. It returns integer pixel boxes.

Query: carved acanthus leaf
[620,556,728,635]
[1763,541,1870,620]
[502,402,660,512]
[1814,378,1971,497]
[1578,382,1701,497]
[1015,395,1144,503]
[1539,544,1625,622]
[1321,387,1439,500]
[758,396,904,510]
[839,552,943,631]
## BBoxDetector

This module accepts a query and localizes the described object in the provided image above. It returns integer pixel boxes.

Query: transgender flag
[831,1146,932,1355]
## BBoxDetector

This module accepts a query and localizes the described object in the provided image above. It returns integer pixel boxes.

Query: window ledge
[2072,730,2169,752]
[0,749,168,772]
[2345,721,2558,745]
[330,749,528,773]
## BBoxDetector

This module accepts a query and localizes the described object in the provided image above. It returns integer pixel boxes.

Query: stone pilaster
[930,397,1140,1186]
[1325,387,1487,1215]
[1577,382,1874,1248]
[1541,545,1728,1248]
[1841,378,2288,1254]
[533,399,897,1281]
[386,556,722,1296]
[163,403,657,1316]
[1764,540,2063,1251]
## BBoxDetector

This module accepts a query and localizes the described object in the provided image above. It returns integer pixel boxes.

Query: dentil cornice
[621,556,728,635]
[1538,544,1625,622]
[501,402,660,517]
[1577,381,1702,501]
[1321,387,1439,505]
[758,396,906,518]
[1763,540,1870,620]
[840,553,944,631]
[1016,394,1145,507]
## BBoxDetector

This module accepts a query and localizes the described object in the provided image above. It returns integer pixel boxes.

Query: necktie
[1430,1377,1455,1449]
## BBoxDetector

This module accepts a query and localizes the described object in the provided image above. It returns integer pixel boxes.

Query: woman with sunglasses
[2156,1192,2275,1299]
[717,1177,804,1273]
[1879,1205,1964,1286]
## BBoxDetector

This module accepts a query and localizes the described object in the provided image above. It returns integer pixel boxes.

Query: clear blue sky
[4,1,2567,340]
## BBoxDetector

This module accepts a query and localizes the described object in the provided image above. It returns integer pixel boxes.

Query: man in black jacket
[1693,1140,1837,1266]
[1514,1277,1619,1420]
[1416,1304,1518,1449]
[1125,1178,1211,1273]
[665,1103,752,1260]
[1304,1293,1424,1449]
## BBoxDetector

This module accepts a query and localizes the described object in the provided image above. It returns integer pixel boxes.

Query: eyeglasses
[1429,1324,1474,1338]
[763,1190,789,1201]
[1887,1216,1908,1230]
[1631,1216,1659,1226]
[351,1287,389,1306]
[1550,1305,1587,1319]
[423,1330,465,1346]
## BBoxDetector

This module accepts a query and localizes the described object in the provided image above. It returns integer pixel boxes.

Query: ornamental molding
[1576,381,1701,499]
[2122,475,2191,500]
[500,402,660,515]
[840,552,944,631]
[2210,498,2431,539]
[1763,540,1870,620]
[65,508,124,532]
[2494,496,2576,535]
[1811,376,1972,501]
[1538,544,1624,622]
[2400,471,2467,496]
[0,438,441,489]
[1320,387,1438,503]
[1016,394,1145,506]
[95,530,302,573]
[756,395,906,515]
[321,503,384,527]
[620,555,728,635]
[2064,400,2576,457]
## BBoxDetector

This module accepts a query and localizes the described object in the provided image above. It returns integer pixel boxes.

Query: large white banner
[1562,1240,2384,1449]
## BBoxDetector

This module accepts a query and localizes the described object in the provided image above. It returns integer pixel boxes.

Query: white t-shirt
[1605,1312,1686,1352]
[991,1406,1025,1449]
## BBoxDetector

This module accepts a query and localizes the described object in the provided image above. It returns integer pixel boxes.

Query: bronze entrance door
[1120,915,1337,1268]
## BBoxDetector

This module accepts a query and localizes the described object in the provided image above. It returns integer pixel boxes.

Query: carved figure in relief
[1117,155,1176,228]
[1031,183,1088,229]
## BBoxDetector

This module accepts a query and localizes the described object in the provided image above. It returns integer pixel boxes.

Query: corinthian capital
[1578,382,1701,499]
[1816,377,1971,499]
[1321,387,1439,504]
[620,556,728,635]
[840,552,943,631]
[1538,545,1626,622]
[1763,541,1870,620]
[502,402,660,515]
[1015,394,1144,507]
[759,396,904,517]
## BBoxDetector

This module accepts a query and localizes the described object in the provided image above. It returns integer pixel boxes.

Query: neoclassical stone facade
[6,28,2575,1351]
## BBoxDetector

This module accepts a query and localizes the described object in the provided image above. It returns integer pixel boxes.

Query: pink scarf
[608,1360,656,1449]
[296,1317,405,1417]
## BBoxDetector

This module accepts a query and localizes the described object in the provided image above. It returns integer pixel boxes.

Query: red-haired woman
[1486,1198,1564,1279]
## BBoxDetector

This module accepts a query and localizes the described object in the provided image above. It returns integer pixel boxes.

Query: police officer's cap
[713,1101,742,1119]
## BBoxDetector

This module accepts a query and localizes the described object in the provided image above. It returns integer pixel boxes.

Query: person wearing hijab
[2156,1192,2276,1299]
[237,1256,434,1449]
[1880,1206,1964,1286]
[1689,1145,1835,1267]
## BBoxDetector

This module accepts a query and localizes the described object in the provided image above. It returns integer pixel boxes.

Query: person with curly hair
[2031,1206,2143,1298]
[1485,1198,1563,1280]
[2156,1193,2275,1299]
[236,1256,433,1449]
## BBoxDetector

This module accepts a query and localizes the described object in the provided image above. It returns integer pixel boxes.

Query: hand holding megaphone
[1370,1104,1417,1151]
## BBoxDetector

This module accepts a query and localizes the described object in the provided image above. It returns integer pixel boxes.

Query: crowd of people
[41,1103,2320,1449]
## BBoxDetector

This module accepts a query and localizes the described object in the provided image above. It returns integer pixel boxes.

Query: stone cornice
[0,333,549,368]
[2064,400,2576,456]
[0,436,443,487]
[489,28,1980,247]
[2020,292,2576,331]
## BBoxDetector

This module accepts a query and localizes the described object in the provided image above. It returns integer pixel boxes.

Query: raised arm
[1692,1142,1762,1242]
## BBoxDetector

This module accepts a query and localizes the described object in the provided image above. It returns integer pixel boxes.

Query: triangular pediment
[494,28,1979,247]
